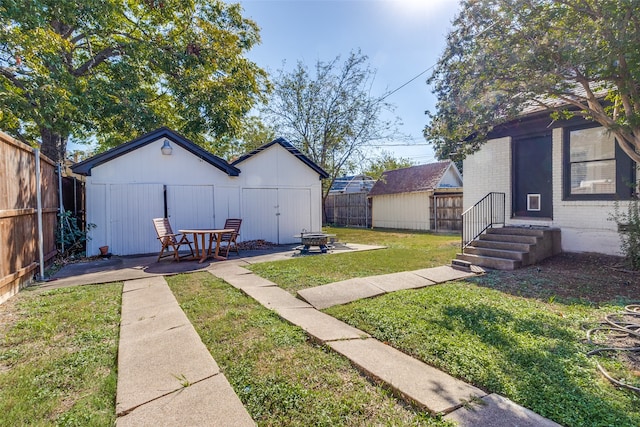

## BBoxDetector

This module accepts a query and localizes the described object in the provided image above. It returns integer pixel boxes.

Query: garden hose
[586,305,640,394]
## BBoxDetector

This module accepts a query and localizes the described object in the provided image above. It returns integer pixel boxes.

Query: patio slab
[411,265,477,283]
[241,285,312,309]
[276,307,370,342]
[327,338,486,414]
[444,393,562,427]
[365,272,436,292]
[116,374,255,427]
[297,278,386,309]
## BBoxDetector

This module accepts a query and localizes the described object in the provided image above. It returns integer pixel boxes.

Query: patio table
[179,229,235,263]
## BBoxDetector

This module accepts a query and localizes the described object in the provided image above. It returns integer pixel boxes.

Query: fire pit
[296,232,335,254]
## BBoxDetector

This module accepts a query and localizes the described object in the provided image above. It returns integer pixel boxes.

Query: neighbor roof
[71,127,240,176]
[368,161,459,196]
[232,137,329,179]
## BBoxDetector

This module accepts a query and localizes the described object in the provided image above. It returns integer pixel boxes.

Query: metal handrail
[461,192,505,251]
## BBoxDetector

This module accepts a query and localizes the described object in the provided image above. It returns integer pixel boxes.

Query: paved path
[211,264,561,426]
[48,246,561,426]
[115,276,255,426]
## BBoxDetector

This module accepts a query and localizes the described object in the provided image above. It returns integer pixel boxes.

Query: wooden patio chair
[152,218,194,262]
[216,218,242,257]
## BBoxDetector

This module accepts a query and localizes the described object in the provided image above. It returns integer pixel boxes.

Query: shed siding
[84,136,324,255]
[236,144,323,243]
[372,192,431,230]
[108,184,164,255]
[167,185,215,231]
[463,130,639,255]
[85,137,240,256]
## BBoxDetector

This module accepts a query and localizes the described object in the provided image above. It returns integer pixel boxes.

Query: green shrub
[610,196,640,270]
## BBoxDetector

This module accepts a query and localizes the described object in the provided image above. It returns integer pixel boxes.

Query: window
[563,124,636,200]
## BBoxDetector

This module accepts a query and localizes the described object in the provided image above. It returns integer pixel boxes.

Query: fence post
[35,148,45,280]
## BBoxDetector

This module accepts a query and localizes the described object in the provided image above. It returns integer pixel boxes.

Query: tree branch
[71,46,120,77]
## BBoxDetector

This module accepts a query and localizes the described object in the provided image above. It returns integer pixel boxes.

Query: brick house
[460,111,638,267]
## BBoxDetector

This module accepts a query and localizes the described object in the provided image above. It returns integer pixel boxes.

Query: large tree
[262,50,399,201]
[0,0,267,163]
[425,0,640,164]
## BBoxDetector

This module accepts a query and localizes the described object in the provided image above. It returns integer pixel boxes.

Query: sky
[236,0,461,164]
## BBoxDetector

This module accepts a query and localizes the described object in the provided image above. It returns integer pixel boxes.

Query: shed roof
[232,137,329,179]
[368,161,460,196]
[71,127,240,176]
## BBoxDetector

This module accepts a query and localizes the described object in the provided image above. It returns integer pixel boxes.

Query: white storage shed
[232,138,328,244]
[72,128,328,256]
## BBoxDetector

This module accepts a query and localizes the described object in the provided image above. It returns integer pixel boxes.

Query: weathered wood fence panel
[325,192,371,228]
[0,131,58,304]
[430,193,463,231]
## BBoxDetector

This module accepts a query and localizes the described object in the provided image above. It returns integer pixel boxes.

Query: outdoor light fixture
[161,139,173,155]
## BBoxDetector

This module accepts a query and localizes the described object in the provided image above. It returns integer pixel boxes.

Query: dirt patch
[468,252,639,304]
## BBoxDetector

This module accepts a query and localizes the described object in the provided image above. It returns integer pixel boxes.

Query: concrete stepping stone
[276,307,370,343]
[242,285,312,309]
[412,265,477,283]
[212,271,279,289]
[297,278,385,309]
[327,338,486,414]
[208,263,253,280]
[444,393,562,427]
[116,375,255,427]
[365,272,436,292]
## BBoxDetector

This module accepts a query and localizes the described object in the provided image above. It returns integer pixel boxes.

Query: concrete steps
[455,226,561,271]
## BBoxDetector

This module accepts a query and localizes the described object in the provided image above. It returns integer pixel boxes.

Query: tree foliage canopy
[262,50,398,198]
[425,0,640,164]
[361,150,414,180]
[0,0,267,163]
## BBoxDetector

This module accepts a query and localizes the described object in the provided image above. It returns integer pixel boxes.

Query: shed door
[166,185,215,231]
[512,134,553,218]
[278,188,312,243]
[241,188,312,244]
[109,183,164,255]
[242,189,278,243]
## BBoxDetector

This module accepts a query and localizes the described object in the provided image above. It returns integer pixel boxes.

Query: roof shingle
[368,161,455,196]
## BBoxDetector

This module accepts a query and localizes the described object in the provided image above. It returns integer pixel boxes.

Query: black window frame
[563,123,636,201]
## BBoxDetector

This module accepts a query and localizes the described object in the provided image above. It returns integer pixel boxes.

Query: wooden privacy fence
[430,192,463,232]
[0,131,58,304]
[325,192,371,228]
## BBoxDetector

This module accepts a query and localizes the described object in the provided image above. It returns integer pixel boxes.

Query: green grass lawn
[2,227,637,426]
[247,227,640,427]
[168,272,449,426]
[249,227,460,294]
[0,283,122,426]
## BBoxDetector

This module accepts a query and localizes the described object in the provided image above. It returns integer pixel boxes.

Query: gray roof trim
[71,127,240,176]
[232,137,329,179]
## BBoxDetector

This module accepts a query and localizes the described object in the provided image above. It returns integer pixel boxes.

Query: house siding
[464,129,639,255]
[462,137,512,216]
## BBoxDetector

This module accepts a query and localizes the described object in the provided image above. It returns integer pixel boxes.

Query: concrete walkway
[115,276,254,426]
[211,264,561,426]
[46,245,561,426]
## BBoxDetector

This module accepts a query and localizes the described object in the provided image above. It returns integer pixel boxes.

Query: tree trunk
[40,128,68,164]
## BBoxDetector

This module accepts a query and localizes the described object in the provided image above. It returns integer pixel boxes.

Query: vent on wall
[527,194,541,211]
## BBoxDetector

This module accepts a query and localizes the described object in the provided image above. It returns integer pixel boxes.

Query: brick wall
[463,130,639,255]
